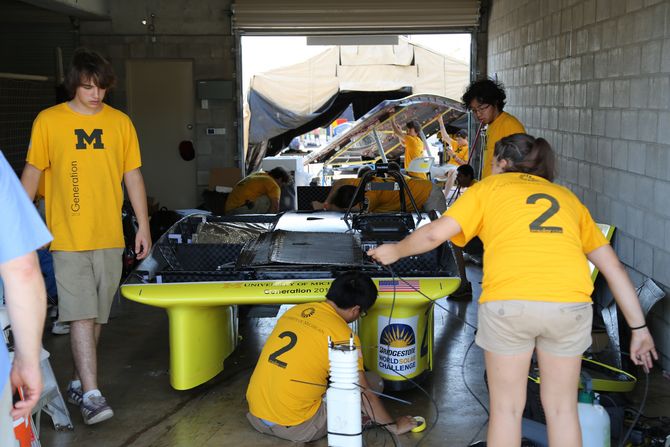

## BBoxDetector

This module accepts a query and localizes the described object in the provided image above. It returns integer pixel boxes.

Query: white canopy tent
[244,36,469,169]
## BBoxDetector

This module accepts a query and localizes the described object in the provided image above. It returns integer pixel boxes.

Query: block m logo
[74,129,104,149]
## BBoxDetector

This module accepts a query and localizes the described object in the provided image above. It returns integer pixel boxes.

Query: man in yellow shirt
[324,176,446,214]
[462,79,525,178]
[21,48,151,425]
[391,119,427,179]
[246,271,416,442]
[225,167,290,214]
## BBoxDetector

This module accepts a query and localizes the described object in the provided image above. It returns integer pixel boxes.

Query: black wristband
[630,323,647,330]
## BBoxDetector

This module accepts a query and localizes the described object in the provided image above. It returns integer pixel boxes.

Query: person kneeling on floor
[225,167,291,215]
[245,271,416,443]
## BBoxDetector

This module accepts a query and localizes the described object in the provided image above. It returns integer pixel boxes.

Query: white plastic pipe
[327,335,362,447]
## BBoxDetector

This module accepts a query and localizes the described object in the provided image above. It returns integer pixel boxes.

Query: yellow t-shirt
[447,141,469,166]
[225,172,280,212]
[368,178,434,213]
[246,302,363,426]
[404,135,427,180]
[26,103,142,251]
[444,172,608,303]
[481,112,525,178]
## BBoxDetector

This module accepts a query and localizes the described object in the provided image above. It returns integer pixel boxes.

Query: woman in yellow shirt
[391,119,428,180]
[368,133,657,447]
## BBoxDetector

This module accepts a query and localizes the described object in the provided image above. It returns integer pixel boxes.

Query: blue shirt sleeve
[0,151,52,264]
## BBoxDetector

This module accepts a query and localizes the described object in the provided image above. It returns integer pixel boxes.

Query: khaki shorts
[246,371,381,443]
[247,402,328,443]
[52,249,123,324]
[475,300,593,356]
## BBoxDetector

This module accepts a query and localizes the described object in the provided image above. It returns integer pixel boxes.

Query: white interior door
[126,60,196,210]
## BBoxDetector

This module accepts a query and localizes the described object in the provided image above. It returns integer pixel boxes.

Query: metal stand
[33,348,73,433]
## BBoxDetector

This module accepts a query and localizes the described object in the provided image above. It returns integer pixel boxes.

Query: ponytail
[493,133,556,181]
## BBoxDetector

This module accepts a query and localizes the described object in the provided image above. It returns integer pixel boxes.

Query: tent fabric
[246,37,470,162]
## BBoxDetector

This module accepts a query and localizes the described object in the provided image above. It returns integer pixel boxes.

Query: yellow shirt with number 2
[246,302,363,426]
[444,173,608,303]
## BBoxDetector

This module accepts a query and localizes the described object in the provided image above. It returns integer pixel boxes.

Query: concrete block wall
[488,0,670,367]
[79,0,238,197]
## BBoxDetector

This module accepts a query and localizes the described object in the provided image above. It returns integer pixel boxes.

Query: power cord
[380,264,486,446]
[379,264,661,447]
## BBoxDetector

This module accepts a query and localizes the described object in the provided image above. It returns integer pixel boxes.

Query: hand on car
[367,245,400,266]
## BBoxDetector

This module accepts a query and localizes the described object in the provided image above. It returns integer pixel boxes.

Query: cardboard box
[208,168,242,190]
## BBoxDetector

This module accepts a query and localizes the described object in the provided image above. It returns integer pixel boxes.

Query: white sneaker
[51,321,70,335]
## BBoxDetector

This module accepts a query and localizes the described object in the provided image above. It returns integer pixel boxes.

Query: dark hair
[326,271,377,312]
[64,48,116,99]
[493,133,556,181]
[331,184,365,209]
[406,120,421,132]
[456,164,475,178]
[462,79,507,111]
[456,129,468,139]
[268,166,291,184]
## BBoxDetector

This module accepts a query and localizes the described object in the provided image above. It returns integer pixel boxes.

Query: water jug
[578,390,610,447]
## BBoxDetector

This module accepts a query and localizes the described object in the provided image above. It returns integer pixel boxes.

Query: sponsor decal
[377,318,417,375]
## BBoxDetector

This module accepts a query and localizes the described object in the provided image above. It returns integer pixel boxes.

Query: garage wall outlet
[206,128,226,135]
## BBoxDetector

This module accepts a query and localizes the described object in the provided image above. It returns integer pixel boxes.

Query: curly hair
[462,78,507,111]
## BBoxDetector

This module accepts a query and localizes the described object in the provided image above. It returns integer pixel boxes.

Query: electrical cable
[373,259,661,446]
[362,389,400,447]
[379,264,488,447]
[383,265,662,446]
[461,337,489,417]
[619,367,649,447]
[380,267,441,446]
[377,264,478,332]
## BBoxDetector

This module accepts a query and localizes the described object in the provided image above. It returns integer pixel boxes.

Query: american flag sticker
[378,280,420,293]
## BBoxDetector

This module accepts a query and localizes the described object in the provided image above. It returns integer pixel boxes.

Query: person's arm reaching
[437,115,464,163]
[391,119,406,145]
[0,252,46,419]
[123,168,152,259]
[359,372,416,435]
[20,163,42,202]
[587,245,657,371]
[368,216,462,265]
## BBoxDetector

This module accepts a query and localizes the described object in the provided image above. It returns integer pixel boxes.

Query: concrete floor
[38,266,669,447]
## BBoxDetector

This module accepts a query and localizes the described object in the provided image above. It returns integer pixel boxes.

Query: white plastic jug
[578,391,611,447]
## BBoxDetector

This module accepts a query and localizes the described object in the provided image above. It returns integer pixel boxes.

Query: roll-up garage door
[232,0,481,33]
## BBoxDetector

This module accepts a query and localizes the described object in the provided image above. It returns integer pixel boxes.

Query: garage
[0,0,669,446]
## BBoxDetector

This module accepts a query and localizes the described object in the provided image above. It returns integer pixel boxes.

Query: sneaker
[51,321,70,335]
[66,382,83,406]
[449,281,473,301]
[80,395,114,425]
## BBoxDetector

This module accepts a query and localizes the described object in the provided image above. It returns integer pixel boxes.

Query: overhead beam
[20,0,109,19]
